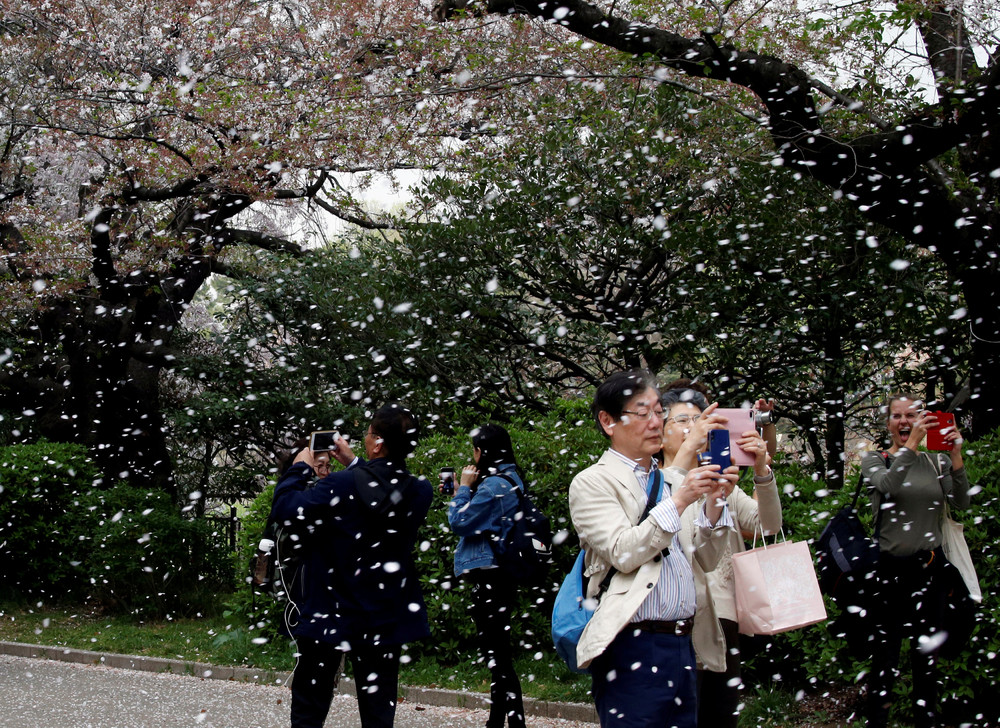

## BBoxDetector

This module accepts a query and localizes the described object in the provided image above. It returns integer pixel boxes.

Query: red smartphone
[712,408,757,467]
[925,411,956,451]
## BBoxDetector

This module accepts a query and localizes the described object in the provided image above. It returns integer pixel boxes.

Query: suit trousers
[291,637,401,728]
[591,624,698,728]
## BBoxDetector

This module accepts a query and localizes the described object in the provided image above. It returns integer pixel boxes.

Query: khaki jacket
[569,451,730,670]
[683,471,782,672]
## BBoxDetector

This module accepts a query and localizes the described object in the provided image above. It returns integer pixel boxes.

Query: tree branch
[226,228,303,254]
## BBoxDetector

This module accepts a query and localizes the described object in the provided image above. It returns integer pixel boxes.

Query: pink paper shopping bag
[732,538,828,636]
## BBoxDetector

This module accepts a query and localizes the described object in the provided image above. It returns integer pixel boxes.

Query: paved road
[0,654,593,728]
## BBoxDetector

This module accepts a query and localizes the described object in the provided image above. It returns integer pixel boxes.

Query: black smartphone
[439,467,456,495]
[309,430,340,453]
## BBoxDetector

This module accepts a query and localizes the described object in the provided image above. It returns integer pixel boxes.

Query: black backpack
[815,453,888,656]
[492,473,553,581]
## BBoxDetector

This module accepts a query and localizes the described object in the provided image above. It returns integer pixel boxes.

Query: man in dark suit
[270,403,432,728]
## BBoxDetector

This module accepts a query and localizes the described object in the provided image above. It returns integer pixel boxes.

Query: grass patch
[0,605,293,670]
[0,604,590,702]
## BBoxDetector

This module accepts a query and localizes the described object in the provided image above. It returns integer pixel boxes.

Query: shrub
[223,478,292,665]
[68,484,231,617]
[0,442,100,601]
[0,441,233,616]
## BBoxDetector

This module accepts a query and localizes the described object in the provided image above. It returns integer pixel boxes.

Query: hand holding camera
[306,430,356,468]
[676,463,738,522]
[439,467,456,495]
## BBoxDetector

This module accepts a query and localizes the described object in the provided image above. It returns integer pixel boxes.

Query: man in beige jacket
[569,370,736,728]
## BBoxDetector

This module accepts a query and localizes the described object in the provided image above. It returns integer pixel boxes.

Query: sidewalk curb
[0,641,598,723]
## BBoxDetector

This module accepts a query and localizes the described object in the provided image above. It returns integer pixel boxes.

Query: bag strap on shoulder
[859,451,891,537]
[494,471,525,496]
[593,469,664,597]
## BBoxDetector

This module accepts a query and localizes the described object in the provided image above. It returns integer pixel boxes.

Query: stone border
[0,641,598,723]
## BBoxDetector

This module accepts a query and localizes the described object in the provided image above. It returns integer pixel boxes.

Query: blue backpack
[551,471,663,673]
[551,549,596,673]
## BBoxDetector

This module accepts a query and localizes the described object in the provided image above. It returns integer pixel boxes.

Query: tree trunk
[29,297,177,496]
[823,326,847,489]
[960,268,1000,436]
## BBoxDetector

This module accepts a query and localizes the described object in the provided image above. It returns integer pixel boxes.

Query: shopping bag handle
[750,524,787,550]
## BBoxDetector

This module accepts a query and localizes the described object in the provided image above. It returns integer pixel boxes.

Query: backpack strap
[494,471,524,494]
[861,451,891,538]
[594,469,664,597]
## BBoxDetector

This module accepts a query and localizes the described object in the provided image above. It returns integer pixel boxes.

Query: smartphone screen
[309,430,340,452]
[439,467,455,495]
[925,411,956,451]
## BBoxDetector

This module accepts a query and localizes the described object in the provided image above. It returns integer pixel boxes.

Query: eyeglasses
[666,414,701,425]
[621,407,665,422]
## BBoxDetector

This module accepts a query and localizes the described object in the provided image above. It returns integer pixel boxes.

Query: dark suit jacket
[270,457,432,647]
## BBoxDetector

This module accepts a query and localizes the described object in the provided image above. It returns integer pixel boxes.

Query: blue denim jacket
[448,464,523,576]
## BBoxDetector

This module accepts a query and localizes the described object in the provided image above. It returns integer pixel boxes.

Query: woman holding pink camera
[658,383,781,728]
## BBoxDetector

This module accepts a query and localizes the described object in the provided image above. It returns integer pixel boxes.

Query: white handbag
[929,453,981,602]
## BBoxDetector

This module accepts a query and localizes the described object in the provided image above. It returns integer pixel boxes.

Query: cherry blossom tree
[433,0,1000,435]
[0,0,485,492]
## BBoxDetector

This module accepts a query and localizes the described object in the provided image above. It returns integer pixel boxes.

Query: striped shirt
[606,449,727,622]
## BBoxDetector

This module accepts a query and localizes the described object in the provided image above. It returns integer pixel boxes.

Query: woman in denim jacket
[448,424,527,728]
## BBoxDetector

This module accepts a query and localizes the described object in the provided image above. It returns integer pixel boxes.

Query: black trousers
[696,618,741,728]
[291,637,401,728]
[866,548,948,728]
[469,569,526,728]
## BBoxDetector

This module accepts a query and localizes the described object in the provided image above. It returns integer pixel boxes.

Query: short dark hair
[661,387,709,412]
[370,403,420,461]
[276,437,310,476]
[591,370,658,438]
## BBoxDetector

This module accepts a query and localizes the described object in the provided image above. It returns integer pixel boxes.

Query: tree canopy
[0,0,992,493]
[433,0,1000,433]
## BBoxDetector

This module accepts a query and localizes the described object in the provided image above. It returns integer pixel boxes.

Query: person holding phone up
[863,394,972,728]
[444,424,527,728]
[269,404,432,728]
[659,384,781,728]
[570,371,736,728]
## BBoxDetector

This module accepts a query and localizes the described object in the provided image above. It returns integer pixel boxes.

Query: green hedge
[70,485,229,616]
[0,442,99,600]
[0,442,232,615]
